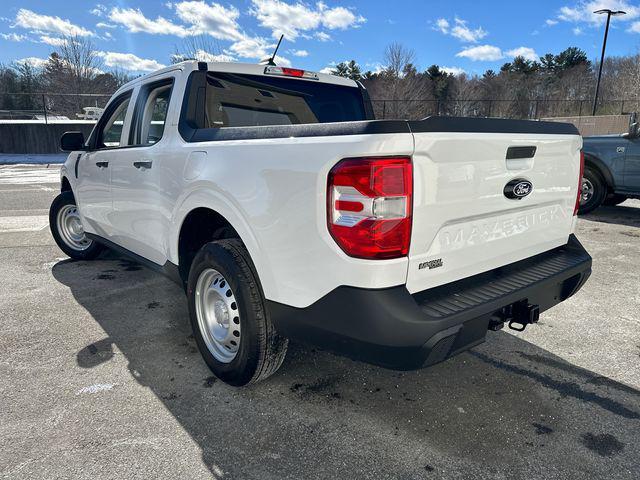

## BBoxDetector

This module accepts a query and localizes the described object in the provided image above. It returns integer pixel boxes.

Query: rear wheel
[603,194,627,206]
[187,239,288,386]
[578,167,606,215]
[49,191,103,260]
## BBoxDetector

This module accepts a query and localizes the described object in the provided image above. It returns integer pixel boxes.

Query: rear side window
[189,72,367,129]
[129,79,173,146]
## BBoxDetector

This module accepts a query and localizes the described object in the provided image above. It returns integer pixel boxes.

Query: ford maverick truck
[51,61,592,386]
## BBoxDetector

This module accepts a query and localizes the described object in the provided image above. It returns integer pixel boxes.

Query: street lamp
[592,9,626,116]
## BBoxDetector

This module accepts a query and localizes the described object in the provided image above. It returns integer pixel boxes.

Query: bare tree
[56,35,103,94]
[365,43,432,119]
[172,35,225,63]
[383,42,415,78]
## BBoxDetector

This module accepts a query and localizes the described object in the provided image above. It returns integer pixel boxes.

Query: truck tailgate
[406,119,582,295]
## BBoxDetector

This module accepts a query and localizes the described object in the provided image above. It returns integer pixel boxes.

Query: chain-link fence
[0,92,112,122]
[371,98,640,120]
[1,92,639,123]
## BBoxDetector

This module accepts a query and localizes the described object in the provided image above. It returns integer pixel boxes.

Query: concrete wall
[0,122,95,154]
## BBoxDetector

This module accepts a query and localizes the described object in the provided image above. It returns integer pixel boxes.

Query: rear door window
[198,72,367,128]
[129,79,173,146]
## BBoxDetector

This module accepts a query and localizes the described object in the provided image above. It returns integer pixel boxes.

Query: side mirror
[60,131,87,152]
[630,122,640,139]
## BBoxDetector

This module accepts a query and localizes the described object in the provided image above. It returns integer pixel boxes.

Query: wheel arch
[176,207,242,285]
[172,192,269,292]
[583,153,615,191]
[61,176,72,193]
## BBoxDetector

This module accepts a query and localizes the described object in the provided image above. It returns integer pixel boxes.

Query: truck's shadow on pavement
[52,256,640,479]
[582,203,640,228]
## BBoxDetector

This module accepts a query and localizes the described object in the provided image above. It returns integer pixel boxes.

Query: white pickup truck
[51,61,592,386]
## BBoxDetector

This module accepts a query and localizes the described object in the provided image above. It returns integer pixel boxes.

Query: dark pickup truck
[580,120,640,214]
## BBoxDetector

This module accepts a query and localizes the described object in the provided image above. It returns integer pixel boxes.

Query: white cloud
[319,66,334,74]
[1,32,27,41]
[456,44,503,61]
[174,1,244,41]
[290,49,308,57]
[434,18,449,33]
[172,50,237,63]
[108,7,190,37]
[441,66,466,76]
[96,22,117,29]
[555,1,640,26]
[90,5,107,17]
[15,57,48,69]
[315,31,331,42]
[108,2,244,41]
[39,35,66,46]
[320,4,365,30]
[97,51,165,72]
[545,19,559,26]
[573,26,583,35]
[272,55,291,67]
[364,62,384,74]
[227,36,273,59]
[434,17,487,43]
[450,17,487,43]
[505,47,538,61]
[250,0,364,40]
[13,9,93,37]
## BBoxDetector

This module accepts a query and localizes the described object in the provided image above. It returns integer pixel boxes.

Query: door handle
[133,161,153,170]
[96,161,109,168]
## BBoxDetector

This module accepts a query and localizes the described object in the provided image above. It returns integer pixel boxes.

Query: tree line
[1,36,639,120]
[0,37,133,119]
[332,43,640,119]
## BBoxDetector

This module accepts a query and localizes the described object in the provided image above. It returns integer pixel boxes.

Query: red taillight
[327,157,413,259]
[574,150,584,216]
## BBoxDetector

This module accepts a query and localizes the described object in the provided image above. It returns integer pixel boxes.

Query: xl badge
[504,178,533,200]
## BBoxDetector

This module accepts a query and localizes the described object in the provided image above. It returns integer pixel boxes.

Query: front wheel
[187,239,288,386]
[49,191,103,260]
[578,167,606,215]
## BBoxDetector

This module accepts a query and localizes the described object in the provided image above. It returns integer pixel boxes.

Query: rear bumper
[268,234,592,370]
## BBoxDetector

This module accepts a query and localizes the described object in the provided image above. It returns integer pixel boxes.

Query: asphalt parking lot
[1,164,639,480]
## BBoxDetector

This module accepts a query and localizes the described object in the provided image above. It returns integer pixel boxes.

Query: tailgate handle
[506,146,537,160]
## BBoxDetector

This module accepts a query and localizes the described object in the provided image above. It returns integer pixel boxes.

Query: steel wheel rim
[56,204,91,251]
[195,268,241,363]
[580,177,594,205]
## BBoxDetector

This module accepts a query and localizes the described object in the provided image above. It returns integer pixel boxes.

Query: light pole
[592,9,626,116]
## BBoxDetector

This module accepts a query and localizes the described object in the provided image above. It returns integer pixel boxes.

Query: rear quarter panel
[169,132,414,308]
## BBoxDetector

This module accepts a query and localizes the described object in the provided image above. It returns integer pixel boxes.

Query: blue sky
[2,0,640,76]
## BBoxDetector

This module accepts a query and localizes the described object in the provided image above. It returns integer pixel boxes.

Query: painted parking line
[0,215,49,232]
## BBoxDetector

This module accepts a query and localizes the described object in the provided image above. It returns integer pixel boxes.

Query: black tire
[49,191,103,260]
[603,194,627,206]
[187,239,288,386]
[578,167,607,215]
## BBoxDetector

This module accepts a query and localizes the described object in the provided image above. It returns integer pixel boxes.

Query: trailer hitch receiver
[507,301,540,332]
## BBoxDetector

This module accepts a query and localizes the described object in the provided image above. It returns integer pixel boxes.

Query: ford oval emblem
[504,178,533,200]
